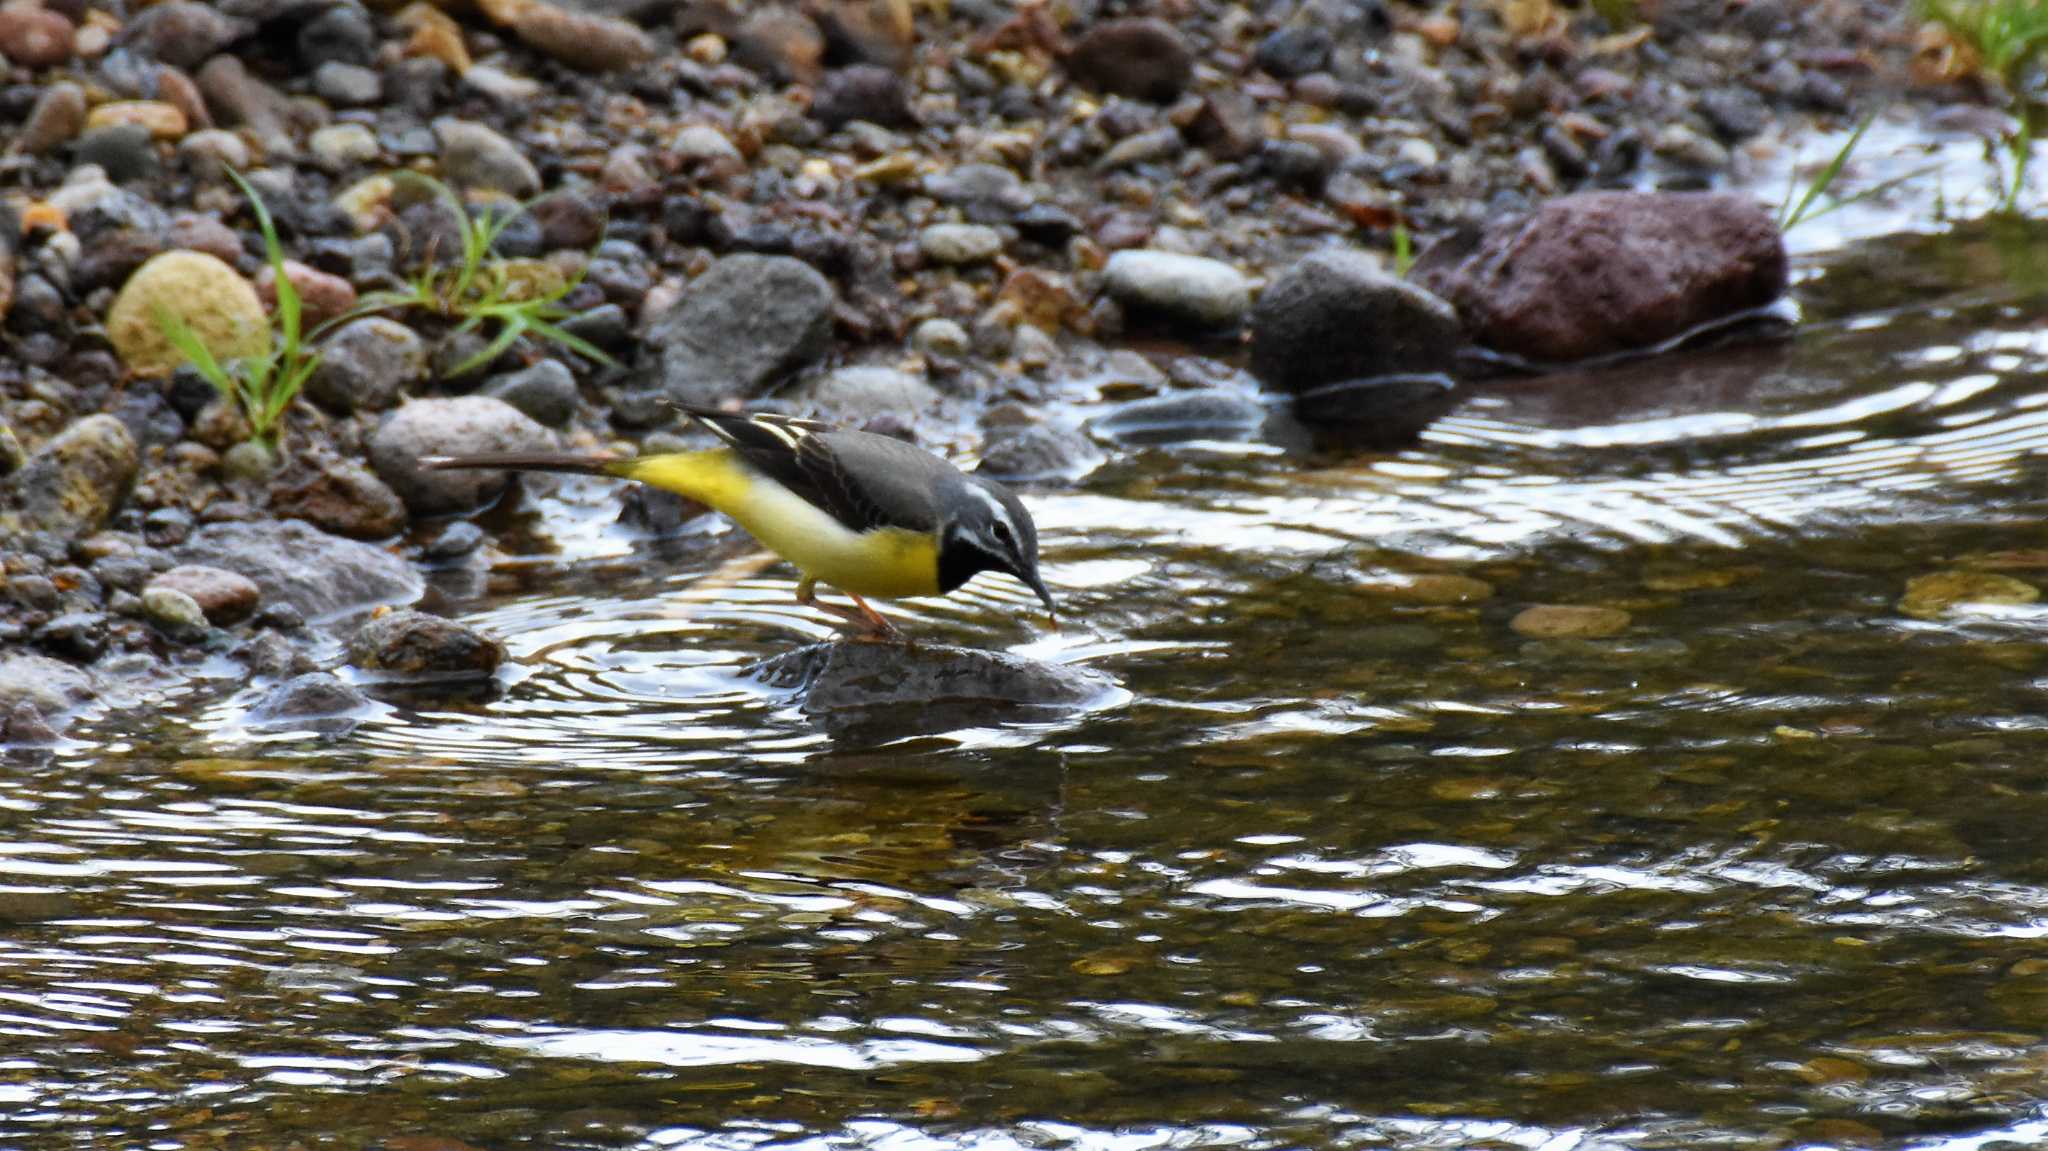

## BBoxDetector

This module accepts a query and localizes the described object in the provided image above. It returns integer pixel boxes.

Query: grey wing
[682,409,947,534]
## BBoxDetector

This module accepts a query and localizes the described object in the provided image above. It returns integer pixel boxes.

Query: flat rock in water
[348,610,504,680]
[178,519,422,621]
[368,395,557,515]
[245,672,372,731]
[0,651,95,717]
[1413,191,1787,365]
[750,642,1115,716]
[1091,391,1267,444]
[1103,250,1252,334]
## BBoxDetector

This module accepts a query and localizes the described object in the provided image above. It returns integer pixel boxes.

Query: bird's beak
[1018,565,1058,630]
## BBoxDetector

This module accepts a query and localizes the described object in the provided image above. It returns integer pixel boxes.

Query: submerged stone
[749,642,1115,716]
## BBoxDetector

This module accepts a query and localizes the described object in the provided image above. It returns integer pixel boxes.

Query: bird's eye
[991,521,1013,546]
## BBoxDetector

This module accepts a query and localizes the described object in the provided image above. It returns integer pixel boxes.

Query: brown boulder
[1413,191,1787,365]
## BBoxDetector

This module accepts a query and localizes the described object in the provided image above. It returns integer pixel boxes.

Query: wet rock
[177,519,422,619]
[368,395,558,516]
[1091,391,1266,444]
[1251,250,1460,393]
[0,651,94,718]
[1900,572,2040,620]
[194,56,293,154]
[976,423,1104,483]
[1102,250,1251,335]
[122,1,238,69]
[312,61,382,107]
[142,585,209,638]
[1066,18,1192,102]
[246,672,372,729]
[912,318,971,358]
[35,612,107,662]
[1412,191,1787,365]
[309,122,380,167]
[3,701,59,745]
[1256,25,1332,79]
[1511,604,1632,639]
[1291,374,1459,442]
[795,365,938,419]
[732,9,825,85]
[486,0,655,72]
[750,642,1114,716]
[919,223,1004,266]
[74,123,159,183]
[348,610,504,680]
[813,64,913,129]
[106,251,268,377]
[13,81,86,155]
[178,128,251,180]
[649,254,835,407]
[147,565,260,625]
[483,360,579,427]
[144,507,193,547]
[0,5,75,68]
[309,318,428,414]
[258,260,356,327]
[10,415,137,535]
[435,118,540,197]
[422,519,485,561]
[85,100,188,140]
[271,457,408,540]
[297,3,375,69]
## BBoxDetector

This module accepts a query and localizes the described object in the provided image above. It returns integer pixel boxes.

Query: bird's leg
[794,577,899,641]
[844,592,902,640]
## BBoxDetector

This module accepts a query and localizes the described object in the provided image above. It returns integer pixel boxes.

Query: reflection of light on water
[438,1025,988,1071]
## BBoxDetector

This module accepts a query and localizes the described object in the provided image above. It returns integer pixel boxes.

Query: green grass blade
[1780,112,1878,232]
[156,308,236,397]
[525,319,617,367]
[446,317,530,378]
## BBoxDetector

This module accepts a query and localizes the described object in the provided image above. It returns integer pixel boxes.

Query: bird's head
[937,476,1055,622]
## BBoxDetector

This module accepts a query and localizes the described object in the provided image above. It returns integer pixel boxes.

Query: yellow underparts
[613,449,942,600]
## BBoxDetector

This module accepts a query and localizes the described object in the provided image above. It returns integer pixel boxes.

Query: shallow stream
[10,152,2048,1148]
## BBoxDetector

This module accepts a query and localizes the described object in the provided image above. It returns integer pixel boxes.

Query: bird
[423,407,1055,639]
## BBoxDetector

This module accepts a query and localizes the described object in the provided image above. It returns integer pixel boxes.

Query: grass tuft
[156,170,319,452]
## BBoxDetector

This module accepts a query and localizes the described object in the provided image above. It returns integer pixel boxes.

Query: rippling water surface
[12,217,2048,1150]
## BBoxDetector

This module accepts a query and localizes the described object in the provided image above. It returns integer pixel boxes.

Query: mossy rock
[106,250,269,377]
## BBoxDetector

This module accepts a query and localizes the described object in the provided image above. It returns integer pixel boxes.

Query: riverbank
[0,0,2002,733]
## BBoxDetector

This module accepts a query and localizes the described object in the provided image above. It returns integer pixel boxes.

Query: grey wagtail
[424,407,1055,637]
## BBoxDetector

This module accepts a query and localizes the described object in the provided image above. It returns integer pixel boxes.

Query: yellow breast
[616,449,941,600]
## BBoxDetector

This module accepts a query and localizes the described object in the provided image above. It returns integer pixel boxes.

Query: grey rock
[750,642,1115,716]
[313,61,382,106]
[812,64,913,129]
[121,1,239,69]
[297,3,376,69]
[74,124,158,183]
[434,118,540,197]
[142,586,209,637]
[34,612,107,662]
[177,129,251,181]
[246,672,372,727]
[795,366,939,420]
[1066,18,1192,102]
[1290,374,1459,441]
[1256,25,1333,78]
[223,440,279,481]
[4,701,59,745]
[10,414,137,536]
[309,122,379,169]
[309,317,427,413]
[177,519,422,620]
[348,610,504,680]
[919,223,1004,266]
[368,395,557,515]
[14,81,86,155]
[922,163,1029,219]
[1103,250,1252,334]
[147,564,260,624]
[0,651,94,717]
[195,56,294,155]
[1091,391,1268,444]
[976,423,1104,483]
[270,457,408,540]
[1252,249,1461,392]
[483,360,579,428]
[912,318,971,358]
[649,254,835,407]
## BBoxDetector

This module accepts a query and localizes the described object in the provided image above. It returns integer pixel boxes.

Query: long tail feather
[422,453,623,474]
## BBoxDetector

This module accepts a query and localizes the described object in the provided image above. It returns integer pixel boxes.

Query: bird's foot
[796,580,904,643]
